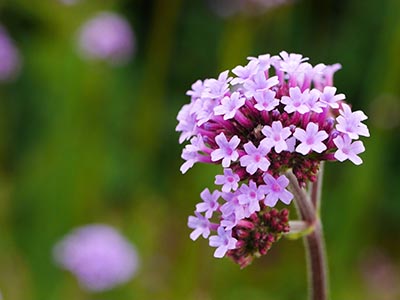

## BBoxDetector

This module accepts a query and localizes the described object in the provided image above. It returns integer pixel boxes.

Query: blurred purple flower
[53,224,139,292]
[59,0,80,5]
[359,248,400,299]
[207,0,292,18]
[0,25,21,82]
[77,12,135,65]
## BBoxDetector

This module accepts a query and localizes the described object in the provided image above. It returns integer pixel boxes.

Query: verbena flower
[53,224,139,292]
[0,25,21,82]
[215,168,240,192]
[77,12,135,65]
[177,51,370,266]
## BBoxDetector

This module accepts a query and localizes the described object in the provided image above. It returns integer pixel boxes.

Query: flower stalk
[288,168,328,300]
[304,219,328,300]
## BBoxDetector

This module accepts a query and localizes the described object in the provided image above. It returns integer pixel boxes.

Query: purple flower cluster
[53,224,139,292]
[0,25,21,82]
[77,12,135,65]
[177,51,370,263]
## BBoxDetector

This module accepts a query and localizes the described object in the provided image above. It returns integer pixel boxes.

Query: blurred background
[0,0,399,299]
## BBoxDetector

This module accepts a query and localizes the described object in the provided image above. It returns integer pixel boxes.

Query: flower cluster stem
[287,169,328,300]
[311,162,324,212]
[286,172,315,223]
[304,219,328,300]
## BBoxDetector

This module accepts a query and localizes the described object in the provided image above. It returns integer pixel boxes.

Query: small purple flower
[231,60,258,85]
[180,136,209,174]
[196,188,221,218]
[220,191,247,221]
[239,141,271,174]
[180,148,198,174]
[53,224,138,292]
[188,212,212,241]
[238,181,264,215]
[0,25,21,82]
[211,133,240,167]
[176,103,197,144]
[215,168,240,192]
[313,63,342,89]
[203,70,231,100]
[281,87,310,114]
[244,73,279,98]
[214,92,246,120]
[220,213,239,230]
[261,174,293,206]
[248,53,279,71]
[186,79,206,101]
[305,89,325,113]
[294,122,328,155]
[77,12,134,65]
[335,104,370,139]
[261,121,292,153]
[196,98,218,126]
[253,89,279,111]
[279,51,308,75]
[333,135,365,165]
[301,63,326,89]
[209,227,237,258]
[319,86,345,109]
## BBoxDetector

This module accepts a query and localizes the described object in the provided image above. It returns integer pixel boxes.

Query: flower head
[53,224,138,292]
[177,51,370,265]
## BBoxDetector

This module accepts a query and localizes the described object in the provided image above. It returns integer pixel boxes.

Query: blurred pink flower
[0,25,21,82]
[53,224,139,292]
[77,12,135,65]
